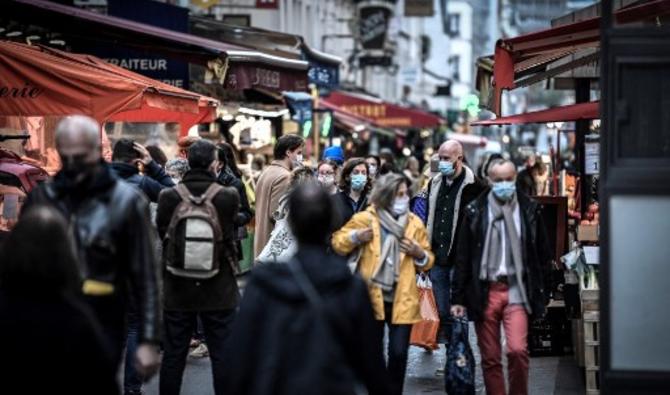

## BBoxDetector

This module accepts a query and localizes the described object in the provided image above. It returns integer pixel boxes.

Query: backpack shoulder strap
[175,184,193,203]
[202,183,224,204]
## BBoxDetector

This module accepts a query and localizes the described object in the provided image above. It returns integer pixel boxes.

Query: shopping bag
[410,275,440,350]
[444,316,475,395]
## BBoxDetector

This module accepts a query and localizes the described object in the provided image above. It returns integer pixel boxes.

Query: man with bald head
[451,159,552,395]
[423,140,486,349]
[23,115,161,385]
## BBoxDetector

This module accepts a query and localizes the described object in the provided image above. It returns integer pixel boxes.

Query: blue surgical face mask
[438,160,455,177]
[392,196,410,216]
[350,174,367,191]
[492,181,516,201]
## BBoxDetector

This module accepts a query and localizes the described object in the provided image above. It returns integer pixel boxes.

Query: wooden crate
[586,367,600,394]
[585,344,599,368]
[581,288,600,311]
[572,318,585,367]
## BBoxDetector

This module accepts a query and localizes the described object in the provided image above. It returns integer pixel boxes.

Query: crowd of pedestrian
[0,114,553,395]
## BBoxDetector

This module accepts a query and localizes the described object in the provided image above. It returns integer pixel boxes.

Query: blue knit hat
[323,146,344,165]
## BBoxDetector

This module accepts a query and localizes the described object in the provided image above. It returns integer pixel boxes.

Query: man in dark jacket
[424,140,487,344]
[23,116,161,377]
[110,138,174,394]
[156,140,240,395]
[224,182,390,395]
[451,159,553,395]
[110,138,174,202]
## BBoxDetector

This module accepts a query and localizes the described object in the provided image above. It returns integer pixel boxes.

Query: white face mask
[392,196,410,216]
[296,154,304,163]
[318,175,335,188]
[368,165,378,176]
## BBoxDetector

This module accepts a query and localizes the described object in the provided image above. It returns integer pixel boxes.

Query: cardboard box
[578,224,599,242]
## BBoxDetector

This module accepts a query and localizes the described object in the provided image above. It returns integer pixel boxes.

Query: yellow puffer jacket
[332,205,434,324]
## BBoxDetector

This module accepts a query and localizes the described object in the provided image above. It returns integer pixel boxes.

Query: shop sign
[225,64,308,92]
[405,0,434,17]
[359,5,393,50]
[0,83,43,99]
[340,104,412,127]
[78,0,190,89]
[303,54,339,94]
[284,92,313,138]
[585,142,599,175]
[256,0,279,9]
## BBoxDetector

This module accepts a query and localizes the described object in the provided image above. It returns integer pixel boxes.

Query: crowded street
[2,1,670,395]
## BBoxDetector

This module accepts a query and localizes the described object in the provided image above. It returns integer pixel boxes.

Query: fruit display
[580,202,599,225]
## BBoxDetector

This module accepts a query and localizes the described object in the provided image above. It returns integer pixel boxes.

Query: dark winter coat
[451,191,553,322]
[0,289,118,395]
[224,246,391,395]
[110,161,174,203]
[333,190,369,230]
[23,163,160,345]
[156,169,240,311]
[218,171,254,261]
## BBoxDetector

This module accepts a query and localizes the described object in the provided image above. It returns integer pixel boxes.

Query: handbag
[410,274,440,350]
[444,316,475,395]
[256,198,296,264]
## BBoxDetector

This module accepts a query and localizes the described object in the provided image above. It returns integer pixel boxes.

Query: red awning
[8,0,310,92]
[0,41,218,132]
[490,0,670,115]
[321,91,443,129]
[471,101,599,126]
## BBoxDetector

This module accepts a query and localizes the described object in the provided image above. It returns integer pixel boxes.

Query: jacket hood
[110,162,138,179]
[52,161,117,197]
[250,246,354,302]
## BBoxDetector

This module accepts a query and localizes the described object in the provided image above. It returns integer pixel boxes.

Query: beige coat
[253,160,292,258]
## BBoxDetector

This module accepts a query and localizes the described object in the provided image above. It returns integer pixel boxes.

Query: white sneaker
[189,343,209,358]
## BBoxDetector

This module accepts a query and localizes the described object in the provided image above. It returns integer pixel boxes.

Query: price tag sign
[585,142,599,175]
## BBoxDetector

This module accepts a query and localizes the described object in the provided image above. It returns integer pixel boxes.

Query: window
[448,55,460,81]
[447,13,460,37]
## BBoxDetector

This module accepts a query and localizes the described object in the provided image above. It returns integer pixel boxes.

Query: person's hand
[133,143,153,166]
[451,305,466,318]
[401,238,424,260]
[135,343,161,380]
[356,228,374,243]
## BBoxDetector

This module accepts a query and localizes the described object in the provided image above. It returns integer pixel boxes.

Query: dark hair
[146,145,167,168]
[365,155,381,168]
[288,182,334,246]
[317,159,339,174]
[217,142,242,178]
[112,138,140,163]
[290,166,315,187]
[339,157,371,194]
[0,206,80,293]
[273,134,304,160]
[188,140,217,170]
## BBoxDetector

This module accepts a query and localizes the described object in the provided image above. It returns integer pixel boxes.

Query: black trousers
[159,309,235,395]
[377,302,412,395]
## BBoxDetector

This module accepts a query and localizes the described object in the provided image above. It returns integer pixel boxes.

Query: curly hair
[339,157,372,195]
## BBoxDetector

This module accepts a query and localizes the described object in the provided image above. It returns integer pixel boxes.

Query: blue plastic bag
[444,317,475,395]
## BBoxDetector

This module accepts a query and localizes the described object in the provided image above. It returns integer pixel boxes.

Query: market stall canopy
[6,0,310,93]
[321,91,444,129]
[0,41,218,131]
[471,101,599,126]
[483,0,670,115]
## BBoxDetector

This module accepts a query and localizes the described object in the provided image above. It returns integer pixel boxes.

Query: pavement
[142,323,585,395]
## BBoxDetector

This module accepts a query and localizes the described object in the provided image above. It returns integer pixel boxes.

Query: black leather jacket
[452,191,553,322]
[23,163,160,344]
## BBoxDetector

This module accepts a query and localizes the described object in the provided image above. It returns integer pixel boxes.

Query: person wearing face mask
[332,174,434,395]
[365,155,381,181]
[254,134,304,259]
[317,160,339,195]
[451,159,552,395]
[22,116,161,382]
[333,158,371,230]
[422,140,487,351]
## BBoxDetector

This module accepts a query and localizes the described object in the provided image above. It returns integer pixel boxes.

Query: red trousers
[475,282,529,395]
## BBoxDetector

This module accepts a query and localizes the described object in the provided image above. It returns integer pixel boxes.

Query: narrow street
[143,325,584,394]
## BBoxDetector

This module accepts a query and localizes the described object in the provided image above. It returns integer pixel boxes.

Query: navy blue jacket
[111,161,175,203]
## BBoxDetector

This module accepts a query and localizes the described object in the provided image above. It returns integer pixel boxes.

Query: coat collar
[269,160,291,171]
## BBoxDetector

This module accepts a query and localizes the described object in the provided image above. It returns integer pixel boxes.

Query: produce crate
[583,310,600,395]
[581,289,600,312]
[586,367,600,394]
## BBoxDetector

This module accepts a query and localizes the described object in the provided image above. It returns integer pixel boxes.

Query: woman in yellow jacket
[332,173,434,395]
